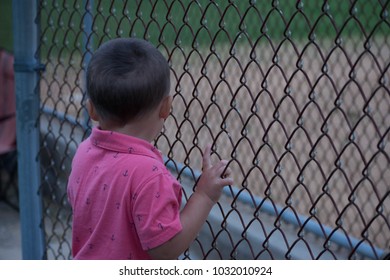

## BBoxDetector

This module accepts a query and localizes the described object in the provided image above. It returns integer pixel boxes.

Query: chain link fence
[34,0,390,259]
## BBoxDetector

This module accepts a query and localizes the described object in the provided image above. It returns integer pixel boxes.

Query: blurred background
[0,0,389,260]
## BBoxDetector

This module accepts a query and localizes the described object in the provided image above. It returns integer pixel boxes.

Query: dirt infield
[39,37,389,250]
[162,38,389,249]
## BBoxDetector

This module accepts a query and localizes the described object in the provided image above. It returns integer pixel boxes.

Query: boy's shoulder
[74,130,172,177]
[131,152,169,175]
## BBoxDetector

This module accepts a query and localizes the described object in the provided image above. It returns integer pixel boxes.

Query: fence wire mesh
[36,0,389,259]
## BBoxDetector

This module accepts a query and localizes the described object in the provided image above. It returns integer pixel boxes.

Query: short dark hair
[86,38,171,125]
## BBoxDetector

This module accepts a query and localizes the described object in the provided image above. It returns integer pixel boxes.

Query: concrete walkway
[0,201,21,259]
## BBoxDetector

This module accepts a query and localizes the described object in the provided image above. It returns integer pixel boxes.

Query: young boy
[67,38,233,260]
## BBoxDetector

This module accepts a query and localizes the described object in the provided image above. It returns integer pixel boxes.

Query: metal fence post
[12,0,45,259]
[82,0,93,132]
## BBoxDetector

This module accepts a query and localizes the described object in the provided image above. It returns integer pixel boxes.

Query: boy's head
[86,38,171,126]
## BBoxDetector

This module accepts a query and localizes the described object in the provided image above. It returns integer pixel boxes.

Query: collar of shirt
[89,127,163,162]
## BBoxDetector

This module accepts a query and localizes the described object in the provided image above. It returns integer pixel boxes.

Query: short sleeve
[132,171,182,250]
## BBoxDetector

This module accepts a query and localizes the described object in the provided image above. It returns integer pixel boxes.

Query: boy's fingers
[202,144,212,169]
[220,176,234,186]
[215,160,227,172]
[221,166,232,178]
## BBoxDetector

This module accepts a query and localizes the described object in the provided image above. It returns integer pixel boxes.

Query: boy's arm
[148,145,233,260]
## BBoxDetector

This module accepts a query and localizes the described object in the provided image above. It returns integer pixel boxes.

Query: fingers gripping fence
[31,0,390,259]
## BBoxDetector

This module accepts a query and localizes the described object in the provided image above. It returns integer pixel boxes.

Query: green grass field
[0,0,13,52]
[2,0,387,53]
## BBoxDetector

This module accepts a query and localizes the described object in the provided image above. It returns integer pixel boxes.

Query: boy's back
[67,128,182,259]
[67,38,233,259]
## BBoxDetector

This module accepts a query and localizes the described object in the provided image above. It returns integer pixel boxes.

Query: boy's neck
[98,114,163,143]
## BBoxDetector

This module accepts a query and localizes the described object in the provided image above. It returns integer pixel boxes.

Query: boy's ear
[159,95,173,120]
[86,99,99,121]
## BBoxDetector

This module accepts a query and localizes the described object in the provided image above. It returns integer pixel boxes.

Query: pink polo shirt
[67,127,182,259]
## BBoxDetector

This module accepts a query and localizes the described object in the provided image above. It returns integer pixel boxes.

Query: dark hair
[86,38,170,125]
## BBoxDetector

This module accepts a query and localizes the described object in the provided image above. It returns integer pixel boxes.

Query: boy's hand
[195,144,234,203]
[149,145,234,259]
